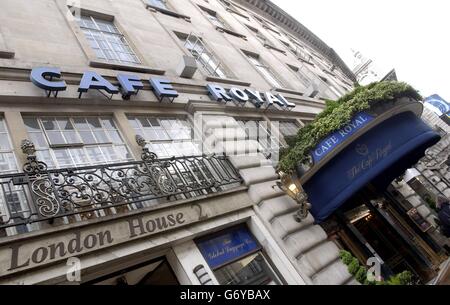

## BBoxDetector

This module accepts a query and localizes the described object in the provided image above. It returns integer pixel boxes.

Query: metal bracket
[157,95,176,103]
[43,75,60,98]
[78,89,115,100]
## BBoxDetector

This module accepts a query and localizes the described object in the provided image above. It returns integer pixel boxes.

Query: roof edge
[233,0,357,82]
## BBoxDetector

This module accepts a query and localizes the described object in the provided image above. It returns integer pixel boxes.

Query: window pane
[100,146,119,162]
[57,118,73,130]
[87,118,102,129]
[115,145,132,160]
[41,118,57,130]
[214,252,280,285]
[63,131,81,144]
[78,131,96,144]
[143,129,158,141]
[101,118,117,129]
[46,131,66,145]
[148,143,167,158]
[0,120,6,133]
[93,130,109,143]
[127,118,139,129]
[86,147,105,163]
[35,150,53,168]
[107,130,123,144]
[0,134,11,151]
[160,119,172,129]
[138,117,151,128]
[162,143,177,157]
[73,118,89,130]
[23,118,41,131]
[69,148,90,166]
[149,0,168,9]
[0,153,16,172]
[54,149,73,167]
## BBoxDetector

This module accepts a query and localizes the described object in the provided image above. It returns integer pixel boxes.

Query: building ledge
[299,58,315,67]
[264,43,287,55]
[226,7,249,20]
[146,4,191,22]
[216,26,247,40]
[205,76,251,87]
[273,87,304,97]
[89,60,165,75]
[0,185,249,247]
[0,50,14,59]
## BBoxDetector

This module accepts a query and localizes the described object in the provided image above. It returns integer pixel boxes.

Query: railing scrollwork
[21,139,61,218]
[0,138,242,235]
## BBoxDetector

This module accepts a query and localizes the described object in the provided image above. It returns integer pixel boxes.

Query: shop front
[299,99,449,283]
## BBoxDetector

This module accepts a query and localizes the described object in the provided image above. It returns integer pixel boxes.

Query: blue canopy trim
[303,111,441,223]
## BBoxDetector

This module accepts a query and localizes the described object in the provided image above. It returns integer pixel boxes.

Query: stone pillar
[112,110,141,160]
[200,114,356,285]
[4,111,30,169]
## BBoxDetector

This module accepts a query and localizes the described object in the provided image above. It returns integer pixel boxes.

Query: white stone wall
[200,113,356,285]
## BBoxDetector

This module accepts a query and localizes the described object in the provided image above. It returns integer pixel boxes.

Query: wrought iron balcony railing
[0,137,242,237]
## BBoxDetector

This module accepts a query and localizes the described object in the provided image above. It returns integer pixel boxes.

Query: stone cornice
[233,0,356,83]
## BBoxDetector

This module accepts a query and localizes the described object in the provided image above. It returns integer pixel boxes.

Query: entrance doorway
[84,257,179,285]
[325,185,444,284]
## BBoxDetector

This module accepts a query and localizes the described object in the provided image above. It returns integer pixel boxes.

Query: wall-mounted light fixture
[276,171,311,222]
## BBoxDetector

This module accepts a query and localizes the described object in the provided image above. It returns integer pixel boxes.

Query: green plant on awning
[278,81,422,173]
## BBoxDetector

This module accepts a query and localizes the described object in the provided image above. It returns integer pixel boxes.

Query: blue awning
[303,111,441,223]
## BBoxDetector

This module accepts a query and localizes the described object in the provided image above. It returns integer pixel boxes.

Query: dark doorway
[328,185,441,283]
[84,257,179,285]
[137,259,179,285]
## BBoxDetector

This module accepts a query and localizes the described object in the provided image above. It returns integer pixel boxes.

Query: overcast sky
[272,0,450,101]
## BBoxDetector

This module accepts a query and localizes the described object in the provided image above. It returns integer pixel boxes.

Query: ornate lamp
[276,171,311,222]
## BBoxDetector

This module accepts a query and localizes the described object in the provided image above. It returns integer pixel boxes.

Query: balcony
[0,136,243,237]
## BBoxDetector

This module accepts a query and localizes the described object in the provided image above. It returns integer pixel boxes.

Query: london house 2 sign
[30,67,296,110]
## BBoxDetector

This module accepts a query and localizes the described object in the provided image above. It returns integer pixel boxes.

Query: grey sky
[272,0,450,101]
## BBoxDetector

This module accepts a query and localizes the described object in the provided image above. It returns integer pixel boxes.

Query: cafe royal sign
[30,67,296,109]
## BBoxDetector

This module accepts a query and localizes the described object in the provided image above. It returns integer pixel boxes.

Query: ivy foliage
[339,250,414,285]
[277,81,422,173]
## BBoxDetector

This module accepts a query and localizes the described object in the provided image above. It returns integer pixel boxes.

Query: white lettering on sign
[30,67,295,110]
[312,113,374,163]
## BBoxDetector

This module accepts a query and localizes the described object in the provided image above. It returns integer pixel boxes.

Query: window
[77,15,140,65]
[219,0,249,19]
[0,117,33,236]
[236,119,281,163]
[199,6,227,29]
[24,116,133,168]
[196,225,281,285]
[245,24,270,45]
[244,52,283,88]
[128,116,201,158]
[319,76,343,98]
[287,64,312,88]
[272,120,300,151]
[147,0,168,10]
[177,33,228,78]
[286,39,314,64]
[277,121,300,138]
[0,117,17,174]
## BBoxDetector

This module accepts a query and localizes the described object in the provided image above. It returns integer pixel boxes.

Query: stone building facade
[0,0,358,284]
